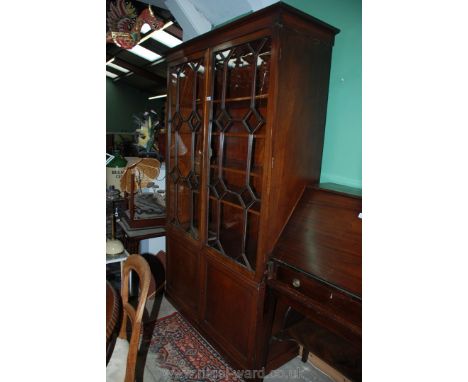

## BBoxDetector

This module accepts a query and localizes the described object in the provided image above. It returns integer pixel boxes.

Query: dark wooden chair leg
[301,348,309,363]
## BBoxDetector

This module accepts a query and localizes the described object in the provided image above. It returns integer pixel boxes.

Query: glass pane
[213,45,253,100]
[219,204,244,260]
[209,167,262,213]
[167,180,175,223]
[213,37,271,102]
[256,38,271,96]
[210,135,264,177]
[242,99,267,134]
[176,180,190,229]
[212,99,266,135]
[169,70,177,110]
[207,37,271,271]
[245,212,260,267]
[167,58,204,239]
[213,49,230,101]
[176,131,192,177]
[207,202,254,270]
[196,64,206,103]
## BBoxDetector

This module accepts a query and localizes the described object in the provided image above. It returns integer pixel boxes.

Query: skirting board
[319,173,362,189]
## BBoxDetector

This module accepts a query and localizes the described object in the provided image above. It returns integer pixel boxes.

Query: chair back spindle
[119,255,151,382]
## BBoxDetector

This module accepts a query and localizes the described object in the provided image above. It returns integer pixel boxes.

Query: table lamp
[106,186,124,255]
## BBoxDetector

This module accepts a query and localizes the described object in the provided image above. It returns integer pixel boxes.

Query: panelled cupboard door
[201,254,260,368]
[166,229,200,321]
[166,51,206,242]
[205,35,273,274]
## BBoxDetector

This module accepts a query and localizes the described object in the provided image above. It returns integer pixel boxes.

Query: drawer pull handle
[292,278,301,288]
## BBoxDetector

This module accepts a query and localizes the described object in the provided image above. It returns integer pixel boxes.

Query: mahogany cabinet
[164,2,340,372]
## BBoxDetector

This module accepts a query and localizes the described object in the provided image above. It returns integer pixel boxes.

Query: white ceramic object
[106,239,124,255]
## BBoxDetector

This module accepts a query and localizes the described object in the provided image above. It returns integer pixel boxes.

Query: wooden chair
[106,255,151,382]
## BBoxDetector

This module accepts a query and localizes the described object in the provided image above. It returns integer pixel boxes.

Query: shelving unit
[164,2,340,375]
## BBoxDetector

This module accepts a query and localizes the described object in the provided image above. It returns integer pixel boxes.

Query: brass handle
[292,278,301,288]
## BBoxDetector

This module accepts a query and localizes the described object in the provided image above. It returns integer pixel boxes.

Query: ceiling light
[106,71,118,79]
[107,62,130,73]
[150,57,166,66]
[148,94,167,100]
[151,30,182,48]
[128,44,161,61]
[139,21,174,45]
[106,57,115,65]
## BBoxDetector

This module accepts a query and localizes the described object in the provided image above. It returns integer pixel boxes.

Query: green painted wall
[106,79,165,132]
[283,0,362,188]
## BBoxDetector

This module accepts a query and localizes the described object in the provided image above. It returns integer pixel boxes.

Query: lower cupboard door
[166,232,200,320]
[202,256,260,369]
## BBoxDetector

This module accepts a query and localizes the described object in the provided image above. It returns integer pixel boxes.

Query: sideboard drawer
[275,265,361,328]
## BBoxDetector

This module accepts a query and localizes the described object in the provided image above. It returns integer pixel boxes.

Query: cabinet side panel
[266,26,334,255]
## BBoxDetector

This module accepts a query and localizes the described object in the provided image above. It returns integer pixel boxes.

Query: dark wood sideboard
[267,184,362,381]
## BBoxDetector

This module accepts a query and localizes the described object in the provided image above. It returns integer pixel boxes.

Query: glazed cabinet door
[166,52,207,321]
[206,35,272,273]
[198,34,274,369]
[166,53,206,241]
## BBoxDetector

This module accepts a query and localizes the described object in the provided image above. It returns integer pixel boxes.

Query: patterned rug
[146,312,243,382]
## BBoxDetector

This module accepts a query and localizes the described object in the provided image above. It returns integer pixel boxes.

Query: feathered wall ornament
[106,0,164,49]
[133,110,164,160]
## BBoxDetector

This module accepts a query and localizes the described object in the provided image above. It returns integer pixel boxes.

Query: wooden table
[267,184,362,381]
[117,218,165,254]
[106,281,122,364]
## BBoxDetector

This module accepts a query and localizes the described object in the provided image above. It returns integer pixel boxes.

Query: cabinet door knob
[292,278,301,288]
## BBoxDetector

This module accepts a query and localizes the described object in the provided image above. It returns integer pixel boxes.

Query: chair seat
[106,338,129,382]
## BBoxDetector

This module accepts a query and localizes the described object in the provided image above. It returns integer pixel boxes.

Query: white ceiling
[140,0,279,41]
